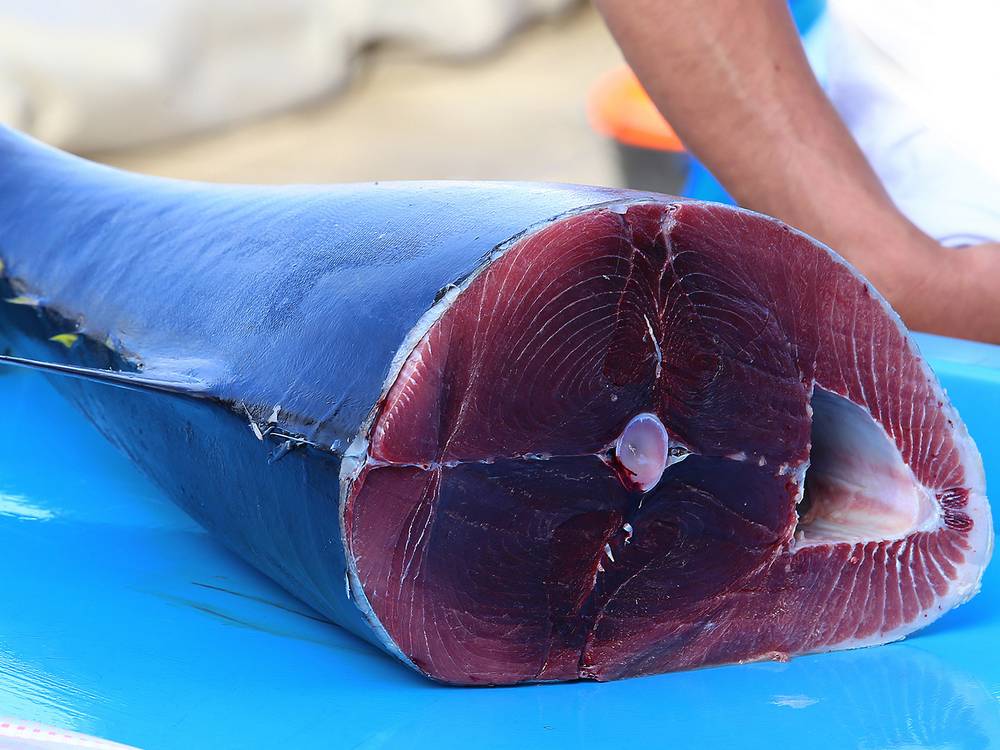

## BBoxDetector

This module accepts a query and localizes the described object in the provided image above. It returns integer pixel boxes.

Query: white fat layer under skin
[796,387,938,545]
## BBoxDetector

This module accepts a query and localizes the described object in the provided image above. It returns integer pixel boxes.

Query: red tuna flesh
[344,201,991,684]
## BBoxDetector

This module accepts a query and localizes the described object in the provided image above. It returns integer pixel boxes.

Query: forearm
[595,0,935,297]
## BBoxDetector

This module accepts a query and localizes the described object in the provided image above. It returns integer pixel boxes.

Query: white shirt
[817,1,1000,245]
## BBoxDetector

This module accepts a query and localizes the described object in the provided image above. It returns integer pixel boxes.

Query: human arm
[596,0,1000,342]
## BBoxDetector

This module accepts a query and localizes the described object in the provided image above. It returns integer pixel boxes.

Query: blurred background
[3,0,995,248]
[0,0,629,186]
[1,0,837,202]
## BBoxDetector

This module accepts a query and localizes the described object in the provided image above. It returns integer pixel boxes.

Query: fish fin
[5,296,39,306]
[0,354,209,399]
[49,333,79,348]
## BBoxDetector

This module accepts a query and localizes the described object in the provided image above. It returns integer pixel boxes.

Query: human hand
[883,241,1000,345]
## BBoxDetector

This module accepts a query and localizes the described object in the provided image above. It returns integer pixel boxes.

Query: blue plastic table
[2,332,999,749]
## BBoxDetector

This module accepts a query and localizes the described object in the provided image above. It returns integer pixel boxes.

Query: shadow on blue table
[1,333,999,749]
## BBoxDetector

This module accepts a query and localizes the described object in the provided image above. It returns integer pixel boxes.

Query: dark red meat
[345,202,990,684]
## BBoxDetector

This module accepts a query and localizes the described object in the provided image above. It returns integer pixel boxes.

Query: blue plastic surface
[1,332,999,749]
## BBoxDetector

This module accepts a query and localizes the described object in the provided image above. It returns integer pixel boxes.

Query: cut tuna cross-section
[344,201,991,685]
[1,131,987,689]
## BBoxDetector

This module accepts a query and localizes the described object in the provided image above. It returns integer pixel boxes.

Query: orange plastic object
[588,66,684,153]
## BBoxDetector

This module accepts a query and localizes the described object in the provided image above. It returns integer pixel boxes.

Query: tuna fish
[0,127,991,685]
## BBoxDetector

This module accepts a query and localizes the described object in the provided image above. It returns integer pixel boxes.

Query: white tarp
[0,0,574,151]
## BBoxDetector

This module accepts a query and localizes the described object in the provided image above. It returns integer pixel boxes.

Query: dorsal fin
[0,355,209,399]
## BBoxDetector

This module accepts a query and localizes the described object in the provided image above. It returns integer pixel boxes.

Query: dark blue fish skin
[0,127,662,656]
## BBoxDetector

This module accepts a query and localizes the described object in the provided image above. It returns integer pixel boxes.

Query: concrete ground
[93,5,626,188]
